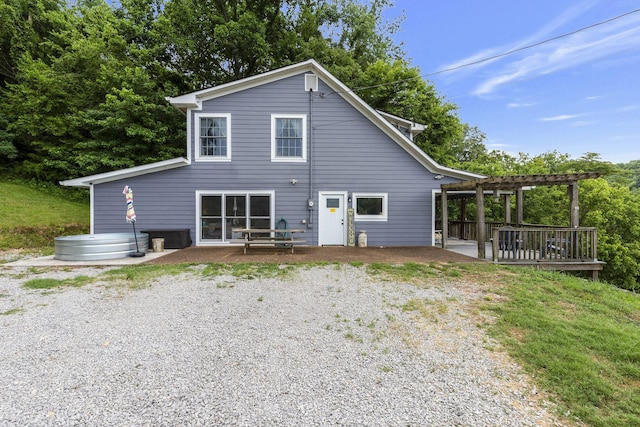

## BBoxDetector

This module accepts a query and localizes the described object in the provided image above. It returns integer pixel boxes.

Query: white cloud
[617,105,639,112]
[441,4,640,96]
[507,102,536,108]
[440,1,598,78]
[539,114,583,121]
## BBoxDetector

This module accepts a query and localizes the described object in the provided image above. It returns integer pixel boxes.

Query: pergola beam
[441,172,601,192]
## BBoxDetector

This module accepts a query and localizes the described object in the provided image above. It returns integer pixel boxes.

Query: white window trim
[195,190,275,246]
[353,192,388,222]
[194,113,231,162]
[271,114,307,162]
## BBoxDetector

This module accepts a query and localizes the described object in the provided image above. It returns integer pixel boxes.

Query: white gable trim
[377,110,426,140]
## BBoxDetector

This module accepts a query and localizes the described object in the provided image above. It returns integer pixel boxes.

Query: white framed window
[271,114,307,162]
[353,193,388,221]
[196,191,274,244]
[195,113,231,161]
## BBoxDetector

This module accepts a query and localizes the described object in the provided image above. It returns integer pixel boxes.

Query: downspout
[307,88,314,229]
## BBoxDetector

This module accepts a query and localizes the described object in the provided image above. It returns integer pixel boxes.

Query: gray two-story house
[61,59,482,247]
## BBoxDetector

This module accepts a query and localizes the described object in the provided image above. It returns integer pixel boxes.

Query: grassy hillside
[370,263,640,427]
[0,181,89,250]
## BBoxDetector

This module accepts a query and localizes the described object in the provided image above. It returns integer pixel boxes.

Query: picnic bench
[231,228,306,254]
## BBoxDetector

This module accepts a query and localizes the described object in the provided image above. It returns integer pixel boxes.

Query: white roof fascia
[59,157,190,188]
[167,60,321,113]
[376,110,426,138]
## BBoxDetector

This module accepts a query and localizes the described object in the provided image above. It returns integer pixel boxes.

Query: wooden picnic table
[231,228,306,254]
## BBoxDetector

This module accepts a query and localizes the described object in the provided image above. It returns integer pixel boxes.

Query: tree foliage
[157,0,287,89]
[354,59,465,165]
[1,0,188,180]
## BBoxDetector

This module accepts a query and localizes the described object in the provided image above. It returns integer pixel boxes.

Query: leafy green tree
[0,0,72,170]
[158,0,288,89]
[157,0,404,90]
[448,125,487,166]
[0,112,17,166]
[74,68,185,174]
[316,0,402,65]
[114,0,187,93]
[3,0,184,181]
[562,152,618,175]
[0,0,69,88]
[354,59,465,162]
[580,179,640,290]
[612,159,640,190]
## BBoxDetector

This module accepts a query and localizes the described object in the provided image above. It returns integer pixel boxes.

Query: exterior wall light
[434,174,444,180]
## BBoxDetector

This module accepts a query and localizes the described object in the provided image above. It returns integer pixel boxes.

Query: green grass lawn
[483,268,640,427]
[369,263,640,427]
[0,181,89,250]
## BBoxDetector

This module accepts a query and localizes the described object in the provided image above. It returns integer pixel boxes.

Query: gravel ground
[0,264,565,426]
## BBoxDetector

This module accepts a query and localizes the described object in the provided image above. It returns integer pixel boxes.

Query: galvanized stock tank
[54,233,149,261]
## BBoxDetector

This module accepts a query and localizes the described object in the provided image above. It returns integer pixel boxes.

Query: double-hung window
[353,193,388,221]
[271,114,307,162]
[195,113,231,161]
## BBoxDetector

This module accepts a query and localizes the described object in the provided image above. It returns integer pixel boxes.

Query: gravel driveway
[0,264,563,426]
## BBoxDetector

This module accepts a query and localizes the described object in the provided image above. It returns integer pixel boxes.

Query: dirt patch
[146,246,486,265]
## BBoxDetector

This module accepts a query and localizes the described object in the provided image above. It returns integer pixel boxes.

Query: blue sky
[384,1,640,164]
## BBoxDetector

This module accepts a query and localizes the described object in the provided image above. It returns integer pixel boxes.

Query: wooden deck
[445,226,604,280]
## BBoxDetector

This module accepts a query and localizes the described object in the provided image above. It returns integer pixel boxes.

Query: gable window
[195,113,231,161]
[271,114,306,162]
[353,193,388,221]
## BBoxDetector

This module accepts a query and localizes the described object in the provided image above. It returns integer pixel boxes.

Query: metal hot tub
[54,233,149,261]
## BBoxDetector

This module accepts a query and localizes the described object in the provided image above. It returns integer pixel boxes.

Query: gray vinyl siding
[93,73,463,246]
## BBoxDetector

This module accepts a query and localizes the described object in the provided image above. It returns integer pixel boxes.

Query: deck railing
[491,226,598,263]
[440,220,503,241]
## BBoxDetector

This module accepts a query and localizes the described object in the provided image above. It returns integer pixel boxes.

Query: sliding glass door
[198,192,273,243]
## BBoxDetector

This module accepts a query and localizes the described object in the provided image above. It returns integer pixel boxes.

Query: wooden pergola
[440,172,601,260]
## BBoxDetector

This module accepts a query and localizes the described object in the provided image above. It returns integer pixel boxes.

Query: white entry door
[318,192,347,246]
